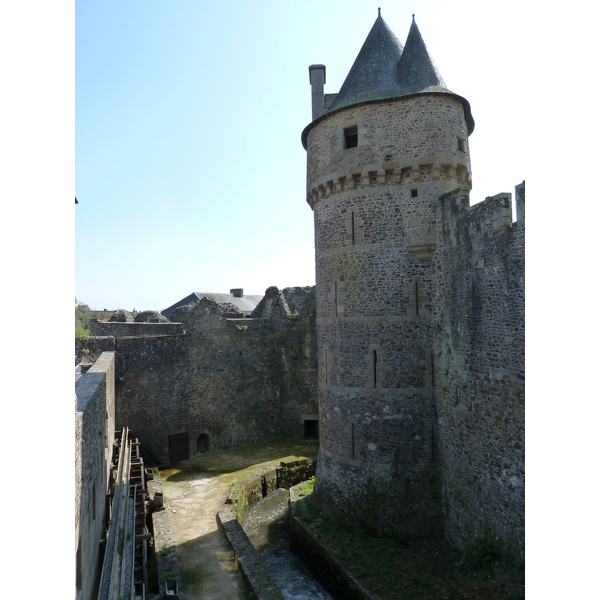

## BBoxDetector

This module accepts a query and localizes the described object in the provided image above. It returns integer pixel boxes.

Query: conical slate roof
[303,13,474,147]
[330,13,404,111]
[395,16,447,94]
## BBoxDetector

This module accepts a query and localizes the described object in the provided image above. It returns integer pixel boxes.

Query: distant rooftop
[161,289,263,320]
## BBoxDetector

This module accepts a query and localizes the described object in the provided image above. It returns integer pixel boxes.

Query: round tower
[302,14,474,536]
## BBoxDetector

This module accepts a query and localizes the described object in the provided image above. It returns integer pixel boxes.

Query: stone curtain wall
[115,334,188,465]
[75,352,116,600]
[431,185,525,556]
[115,288,318,466]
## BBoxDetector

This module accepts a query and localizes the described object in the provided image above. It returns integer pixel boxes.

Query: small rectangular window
[457,137,466,152]
[373,350,377,388]
[411,189,418,198]
[304,419,319,440]
[344,126,358,149]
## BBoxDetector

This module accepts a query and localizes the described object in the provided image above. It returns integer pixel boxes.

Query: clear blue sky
[75,0,529,312]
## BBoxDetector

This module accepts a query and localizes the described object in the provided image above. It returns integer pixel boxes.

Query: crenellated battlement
[440,182,524,249]
[307,158,470,209]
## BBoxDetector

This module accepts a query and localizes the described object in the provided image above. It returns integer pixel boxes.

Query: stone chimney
[230,288,243,298]
[309,64,326,121]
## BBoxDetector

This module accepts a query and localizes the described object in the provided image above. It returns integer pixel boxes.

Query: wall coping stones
[217,504,284,600]
[75,351,115,412]
[216,458,316,600]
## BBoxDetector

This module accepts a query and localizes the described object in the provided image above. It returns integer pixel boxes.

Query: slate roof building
[161,288,263,320]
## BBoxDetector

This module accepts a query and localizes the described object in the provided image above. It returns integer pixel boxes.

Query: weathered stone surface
[115,288,318,466]
[432,185,525,556]
[282,286,312,315]
[217,459,315,600]
[75,352,116,600]
[250,286,291,319]
[307,94,464,538]
[89,320,182,337]
[169,304,192,324]
[75,336,116,366]
[217,301,244,318]
[304,23,523,556]
[109,309,134,322]
[134,309,169,323]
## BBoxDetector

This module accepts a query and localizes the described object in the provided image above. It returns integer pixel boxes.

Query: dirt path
[159,439,319,599]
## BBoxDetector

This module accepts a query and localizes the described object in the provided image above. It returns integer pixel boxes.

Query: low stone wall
[90,320,183,337]
[289,484,378,600]
[75,352,116,600]
[217,504,283,600]
[217,458,315,600]
[228,468,278,524]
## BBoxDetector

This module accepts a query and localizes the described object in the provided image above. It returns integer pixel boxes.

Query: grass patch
[160,438,319,486]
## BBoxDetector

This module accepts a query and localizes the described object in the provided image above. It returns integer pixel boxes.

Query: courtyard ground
[158,440,524,599]
[158,439,319,599]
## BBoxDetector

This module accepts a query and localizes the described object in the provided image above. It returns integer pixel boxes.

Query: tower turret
[302,13,475,536]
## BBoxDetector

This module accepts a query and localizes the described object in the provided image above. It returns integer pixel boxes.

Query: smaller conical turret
[330,11,404,111]
[396,15,446,93]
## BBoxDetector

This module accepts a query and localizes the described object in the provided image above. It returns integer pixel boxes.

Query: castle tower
[302,13,475,535]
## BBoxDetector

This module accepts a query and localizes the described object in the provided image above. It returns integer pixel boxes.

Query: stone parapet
[90,320,183,337]
[75,352,116,600]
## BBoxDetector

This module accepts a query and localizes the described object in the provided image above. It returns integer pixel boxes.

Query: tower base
[314,450,443,539]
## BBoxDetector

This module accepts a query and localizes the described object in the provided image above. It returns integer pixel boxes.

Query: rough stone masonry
[303,12,524,555]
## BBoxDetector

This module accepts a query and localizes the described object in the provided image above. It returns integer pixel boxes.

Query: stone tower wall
[306,96,471,188]
[307,95,472,536]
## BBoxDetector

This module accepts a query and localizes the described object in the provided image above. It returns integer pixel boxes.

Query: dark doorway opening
[304,419,319,440]
[168,432,189,464]
[197,433,210,454]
